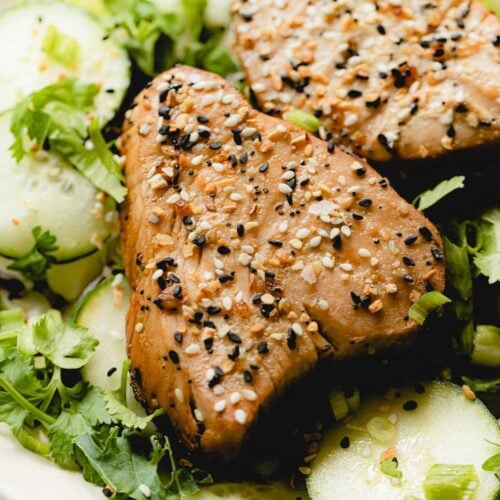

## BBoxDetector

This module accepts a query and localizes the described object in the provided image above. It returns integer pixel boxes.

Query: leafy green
[7,227,58,281]
[471,208,500,284]
[408,291,451,325]
[42,24,80,69]
[284,109,321,133]
[380,458,403,479]
[482,452,500,477]
[10,79,126,202]
[471,325,500,368]
[104,0,237,77]
[423,464,479,500]
[104,390,162,430]
[462,376,500,393]
[32,310,98,370]
[413,176,465,211]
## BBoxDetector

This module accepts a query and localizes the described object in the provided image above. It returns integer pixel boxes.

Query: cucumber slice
[46,249,106,301]
[0,111,112,262]
[75,275,131,392]
[189,482,299,499]
[0,290,50,320]
[308,381,500,500]
[0,1,130,122]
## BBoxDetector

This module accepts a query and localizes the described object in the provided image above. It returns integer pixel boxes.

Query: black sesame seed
[183,216,193,225]
[358,198,373,208]
[197,115,209,123]
[351,291,361,306]
[287,329,297,350]
[404,235,418,245]
[239,152,249,164]
[158,106,171,118]
[204,338,214,352]
[268,239,283,247]
[257,341,269,354]
[237,223,245,237]
[332,234,342,249]
[365,97,381,109]
[377,24,386,35]
[327,138,335,153]
[102,487,113,497]
[193,235,206,247]
[218,245,231,255]
[403,274,414,283]
[207,306,222,315]
[424,280,434,292]
[446,125,456,138]
[352,213,364,220]
[228,331,242,344]
[419,226,433,241]
[403,400,418,411]
[228,345,240,361]
[174,332,183,344]
[172,285,183,299]
[169,350,180,364]
[403,256,415,266]
[209,141,222,150]
[414,382,426,394]
[431,247,444,261]
[348,89,362,98]
[340,436,350,449]
[243,370,253,383]
[107,367,117,377]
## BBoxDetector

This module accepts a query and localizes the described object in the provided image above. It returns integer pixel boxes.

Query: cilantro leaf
[413,176,465,211]
[7,227,58,281]
[9,79,126,202]
[104,390,162,430]
[32,310,98,369]
[472,208,500,284]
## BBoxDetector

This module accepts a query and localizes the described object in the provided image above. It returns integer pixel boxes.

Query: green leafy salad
[0,0,498,499]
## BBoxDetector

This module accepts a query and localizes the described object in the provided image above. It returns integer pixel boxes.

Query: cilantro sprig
[10,79,127,202]
[0,308,210,498]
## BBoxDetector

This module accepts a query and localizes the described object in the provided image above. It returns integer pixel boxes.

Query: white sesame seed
[242,245,254,254]
[149,174,167,190]
[330,228,340,239]
[139,484,151,498]
[199,221,212,230]
[230,192,243,202]
[338,175,347,185]
[358,248,371,258]
[282,170,295,180]
[278,221,288,233]
[310,236,322,248]
[370,257,379,267]
[230,392,242,404]
[175,388,184,403]
[222,296,232,310]
[388,413,398,424]
[241,127,257,137]
[214,258,224,269]
[339,263,353,272]
[344,113,358,126]
[278,183,293,194]
[350,161,364,172]
[206,368,215,380]
[180,190,190,201]
[191,155,203,166]
[212,163,224,173]
[261,293,274,305]
[322,256,334,269]
[148,214,160,224]
[341,226,352,237]
[185,344,201,355]
[214,400,227,412]
[292,323,303,336]
[213,384,225,396]
[290,239,303,250]
[234,409,247,424]
[238,253,252,266]
[194,409,204,421]
[224,115,242,127]
[385,283,398,294]
[134,322,144,333]
[296,228,311,239]
[166,193,180,204]
[241,389,257,401]
[152,269,163,280]
[317,299,329,310]
[139,124,151,136]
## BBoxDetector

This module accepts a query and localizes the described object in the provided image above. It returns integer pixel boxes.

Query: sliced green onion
[346,388,360,413]
[408,292,451,325]
[380,458,403,479]
[424,464,479,500]
[284,108,321,133]
[42,24,80,69]
[471,325,500,368]
[0,309,24,331]
[367,416,397,442]
[329,388,350,421]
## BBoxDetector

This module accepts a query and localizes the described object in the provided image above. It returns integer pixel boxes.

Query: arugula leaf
[104,390,162,430]
[9,80,126,202]
[42,25,80,69]
[380,458,403,479]
[32,310,98,370]
[413,176,465,211]
[7,226,58,281]
[75,428,168,499]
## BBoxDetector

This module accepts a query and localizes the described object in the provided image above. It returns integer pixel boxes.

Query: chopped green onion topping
[284,108,321,133]
[42,25,80,69]
[380,458,403,479]
[423,464,479,500]
[367,417,397,442]
[408,292,451,325]
[413,176,465,211]
[329,388,350,421]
